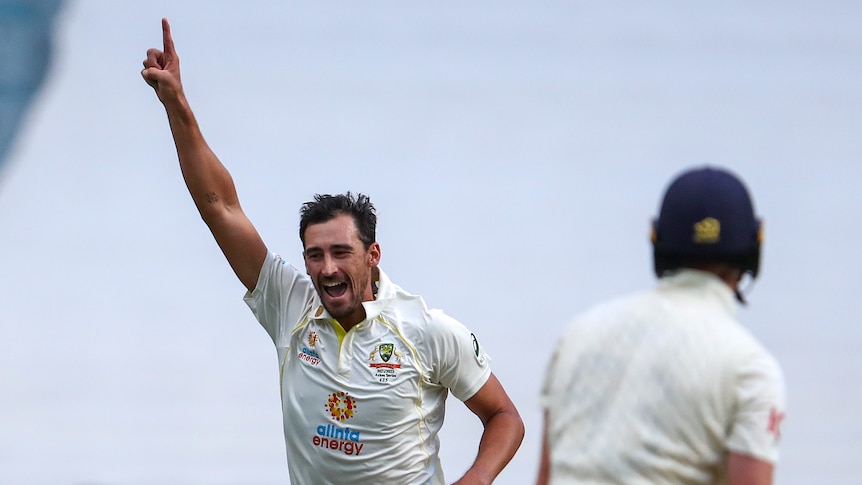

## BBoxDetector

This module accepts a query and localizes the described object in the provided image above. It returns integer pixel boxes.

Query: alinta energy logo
[313,391,364,456]
[298,330,321,366]
[327,391,356,422]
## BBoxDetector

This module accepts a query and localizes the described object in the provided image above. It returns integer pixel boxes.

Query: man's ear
[368,242,381,266]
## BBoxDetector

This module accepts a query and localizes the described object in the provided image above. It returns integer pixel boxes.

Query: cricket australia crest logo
[369,342,402,383]
[378,343,394,362]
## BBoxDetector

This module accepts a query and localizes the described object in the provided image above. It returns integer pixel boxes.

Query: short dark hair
[299,192,377,249]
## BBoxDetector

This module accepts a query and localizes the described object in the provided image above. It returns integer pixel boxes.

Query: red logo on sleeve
[767,407,785,441]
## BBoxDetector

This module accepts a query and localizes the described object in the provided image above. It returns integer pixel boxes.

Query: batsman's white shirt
[245,252,491,485]
[541,269,785,485]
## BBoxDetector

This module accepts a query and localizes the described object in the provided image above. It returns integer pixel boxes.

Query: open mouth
[323,281,348,298]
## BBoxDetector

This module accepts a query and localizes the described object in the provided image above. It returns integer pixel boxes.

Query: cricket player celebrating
[142,18,524,485]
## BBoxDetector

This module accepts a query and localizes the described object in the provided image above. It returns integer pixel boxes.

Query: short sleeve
[726,350,786,463]
[243,252,315,346]
[426,310,492,402]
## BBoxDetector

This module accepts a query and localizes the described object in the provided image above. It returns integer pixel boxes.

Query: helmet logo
[693,217,721,244]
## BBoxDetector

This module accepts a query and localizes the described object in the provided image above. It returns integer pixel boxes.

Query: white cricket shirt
[244,252,492,485]
[540,269,785,485]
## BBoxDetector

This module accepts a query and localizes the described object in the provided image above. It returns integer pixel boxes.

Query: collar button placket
[337,325,355,377]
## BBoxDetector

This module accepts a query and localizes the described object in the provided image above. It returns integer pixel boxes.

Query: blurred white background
[1,1,859,483]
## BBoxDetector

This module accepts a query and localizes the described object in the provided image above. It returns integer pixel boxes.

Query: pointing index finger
[161,17,176,57]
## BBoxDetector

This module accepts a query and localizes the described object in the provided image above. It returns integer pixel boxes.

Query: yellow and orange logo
[326,391,357,422]
[692,217,721,244]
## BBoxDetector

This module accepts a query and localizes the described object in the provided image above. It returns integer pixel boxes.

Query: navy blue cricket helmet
[651,166,762,278]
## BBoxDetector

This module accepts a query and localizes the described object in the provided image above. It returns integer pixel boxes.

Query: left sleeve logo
[471,333,487,365]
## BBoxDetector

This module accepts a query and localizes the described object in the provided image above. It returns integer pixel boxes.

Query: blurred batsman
[141,18,524,485]
[536,167,786,485]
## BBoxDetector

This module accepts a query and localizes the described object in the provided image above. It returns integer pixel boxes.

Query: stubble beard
[318,272,370,325]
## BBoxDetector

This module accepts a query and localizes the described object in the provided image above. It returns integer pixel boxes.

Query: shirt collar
[657,268,739,317]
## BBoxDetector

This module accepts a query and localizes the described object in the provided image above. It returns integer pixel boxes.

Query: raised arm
[454,373,525,485]
[141,18,266,291]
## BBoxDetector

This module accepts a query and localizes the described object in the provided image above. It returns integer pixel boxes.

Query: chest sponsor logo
[326,391,357,422]
[369,342,402,383]
[312,391,364,456]
[297,330,321,366]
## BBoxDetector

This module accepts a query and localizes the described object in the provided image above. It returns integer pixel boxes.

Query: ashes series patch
[369,343,403,383]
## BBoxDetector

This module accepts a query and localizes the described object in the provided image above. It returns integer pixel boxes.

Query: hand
[141,18,182,102]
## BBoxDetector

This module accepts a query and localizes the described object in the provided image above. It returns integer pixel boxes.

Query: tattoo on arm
[206,192,219,204]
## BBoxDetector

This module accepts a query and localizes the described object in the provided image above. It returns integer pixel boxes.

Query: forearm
[142,18,267,291]
[727,452,774,485]
[455,408,525,485]
[161,92,240,221]
[534,413,551,485]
